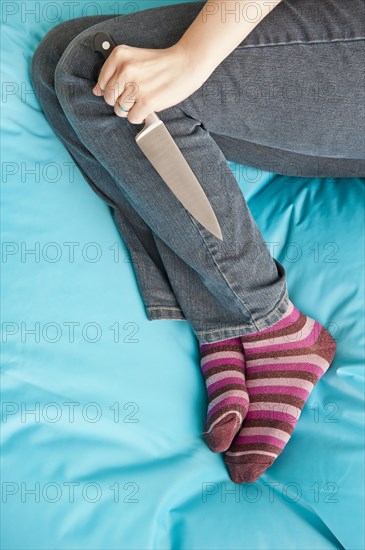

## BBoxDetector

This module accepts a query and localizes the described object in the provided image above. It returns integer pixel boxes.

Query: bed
[2,1,364,548]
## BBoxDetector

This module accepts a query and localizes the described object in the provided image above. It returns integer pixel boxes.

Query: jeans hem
[146,306,187,322]
[195,287,290,344]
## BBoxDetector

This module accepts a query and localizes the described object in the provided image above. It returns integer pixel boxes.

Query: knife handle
[92,31,159,127]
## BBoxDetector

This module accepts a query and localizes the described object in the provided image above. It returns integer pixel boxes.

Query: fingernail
[93,84,103,96]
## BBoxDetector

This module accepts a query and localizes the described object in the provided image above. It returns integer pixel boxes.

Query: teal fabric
[1,2,364,548]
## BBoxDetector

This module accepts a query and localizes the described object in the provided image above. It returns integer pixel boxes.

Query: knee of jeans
[54,30,99,101]
[31,20,82,94]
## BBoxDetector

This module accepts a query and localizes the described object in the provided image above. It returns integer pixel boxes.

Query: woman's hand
[92,42,208,124]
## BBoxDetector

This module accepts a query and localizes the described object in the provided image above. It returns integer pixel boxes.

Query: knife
[93,31,223,241]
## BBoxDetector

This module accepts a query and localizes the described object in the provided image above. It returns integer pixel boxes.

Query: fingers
[93,74,142,123]
[114,81,138,119]
[92,70,121,104]
[94,47,125,106]
[115,96,146,125]
[96,46,125,90]
[114,81,151,124]
[92,45,147,124]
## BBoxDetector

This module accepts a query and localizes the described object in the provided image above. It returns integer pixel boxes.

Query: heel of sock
[316,324,337,367]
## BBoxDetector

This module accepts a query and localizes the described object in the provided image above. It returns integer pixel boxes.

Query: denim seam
[225,137,365,161]
[146,307,186,322]
[174,104,286,331]
[148,306,183,311]
[196,286,289,337]
[248,285,289,327]
[184,209,261,331]
[235,37,365,50]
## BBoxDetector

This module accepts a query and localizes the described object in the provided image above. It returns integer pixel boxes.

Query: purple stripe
[201,357,245,373]
[248,385,309,399]
[245,322,322,356]
[247,362,324,378]
[235,434,286,449]
[207,377,245,395]
[246,409,297,426]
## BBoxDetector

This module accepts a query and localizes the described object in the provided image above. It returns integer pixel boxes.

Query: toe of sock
[224,460,272,483]
[203,414,242,453]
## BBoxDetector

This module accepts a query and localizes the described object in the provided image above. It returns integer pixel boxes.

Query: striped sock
[224,300,337,483]
[200,336,249,453]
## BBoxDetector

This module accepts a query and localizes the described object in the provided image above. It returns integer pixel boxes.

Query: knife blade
[93,31,223,241]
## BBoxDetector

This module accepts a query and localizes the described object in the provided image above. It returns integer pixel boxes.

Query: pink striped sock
[200,336,249,452]
[224,300,337,483]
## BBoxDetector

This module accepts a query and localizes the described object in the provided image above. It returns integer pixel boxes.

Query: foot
[199,336,249,453]
[224,300,337,482]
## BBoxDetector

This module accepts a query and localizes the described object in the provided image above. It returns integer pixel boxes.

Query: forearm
[178,0,283,75]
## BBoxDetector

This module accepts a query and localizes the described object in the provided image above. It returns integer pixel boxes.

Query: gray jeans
[30,0,365,344]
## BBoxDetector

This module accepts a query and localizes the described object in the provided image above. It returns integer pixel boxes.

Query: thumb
[92,83,104,96]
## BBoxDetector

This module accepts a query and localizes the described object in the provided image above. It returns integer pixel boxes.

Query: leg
[48,0,365,345]
[30,10,258,452]
[28,4,284,452]
[30,7,273,453]
[30,15,187,321]
[30,8,290,345]
[183,0,365,177]
[29,0,356,458]
[49,5,291,345]
[53,0,352,464]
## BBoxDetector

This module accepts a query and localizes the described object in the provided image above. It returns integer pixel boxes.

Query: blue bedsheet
[1,2,364,548]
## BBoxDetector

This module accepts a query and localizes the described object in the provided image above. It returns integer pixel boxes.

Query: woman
[30,0,364,483]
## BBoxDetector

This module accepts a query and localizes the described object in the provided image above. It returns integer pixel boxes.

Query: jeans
[30,0,365,344]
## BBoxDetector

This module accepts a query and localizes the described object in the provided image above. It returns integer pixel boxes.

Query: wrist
[170,40,215,83]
